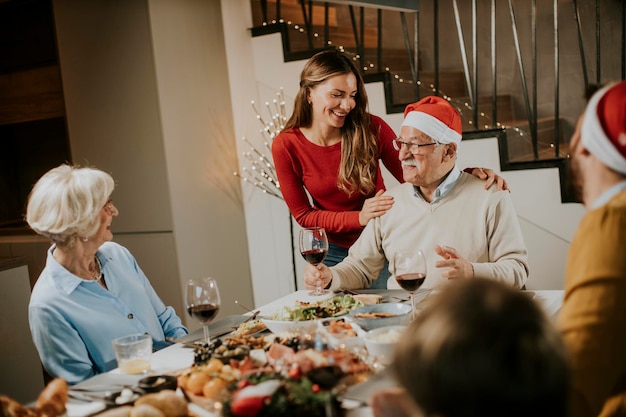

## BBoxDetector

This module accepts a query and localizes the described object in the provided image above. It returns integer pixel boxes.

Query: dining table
[65,288,564,417]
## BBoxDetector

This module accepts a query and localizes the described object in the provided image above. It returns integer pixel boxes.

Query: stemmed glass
[394,250,427,320]
[299,227,329,296]
[308,365,343,417]
[185,277,221,346]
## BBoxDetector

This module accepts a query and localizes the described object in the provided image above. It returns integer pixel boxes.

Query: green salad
[271,295,364,321]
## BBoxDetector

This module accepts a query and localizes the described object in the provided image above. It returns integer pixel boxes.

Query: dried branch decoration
[234,88,287,200]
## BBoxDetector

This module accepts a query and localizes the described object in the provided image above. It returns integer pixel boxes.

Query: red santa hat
[401,96,463,145]
[581,81,626,175]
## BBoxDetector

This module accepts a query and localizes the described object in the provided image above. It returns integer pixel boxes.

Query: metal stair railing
[251,0,626,163]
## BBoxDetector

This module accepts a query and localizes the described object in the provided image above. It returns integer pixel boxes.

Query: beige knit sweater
[328,173,529,291]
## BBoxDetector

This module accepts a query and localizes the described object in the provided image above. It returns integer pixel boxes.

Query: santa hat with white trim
[401,96,463,146]
[581,81,626,175]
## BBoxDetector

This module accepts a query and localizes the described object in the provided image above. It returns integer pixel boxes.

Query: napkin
[66,401,106,417]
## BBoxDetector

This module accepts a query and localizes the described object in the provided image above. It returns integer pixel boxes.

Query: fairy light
[254,18,563,154]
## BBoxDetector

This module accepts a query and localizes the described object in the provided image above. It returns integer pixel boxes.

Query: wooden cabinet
[0,0,71,231]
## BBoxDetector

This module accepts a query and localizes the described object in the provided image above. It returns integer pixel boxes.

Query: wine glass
[307,365,343,417]
[185,277,221,346]
[393,250,427,320]
[299,227,329,296]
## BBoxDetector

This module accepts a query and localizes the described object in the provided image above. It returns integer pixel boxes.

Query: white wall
[146,0,255,322]
[455,138,586,289]
[220,5,586,293]
[53,0,185,317]
[221,1,299,307]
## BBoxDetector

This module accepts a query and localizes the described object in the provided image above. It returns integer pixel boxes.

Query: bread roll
[95,406,133,417]
[36,378,68,417]
[0,395,37,417]
[130,404,166,417]
[134,391,187,417]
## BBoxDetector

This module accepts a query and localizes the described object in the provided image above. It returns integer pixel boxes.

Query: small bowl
[363,325,407,365]
[348,303,412,331]
[137,375,178,393]
[320,318,365,350]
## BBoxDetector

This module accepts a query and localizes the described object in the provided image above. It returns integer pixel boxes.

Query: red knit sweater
[272,115,404,248]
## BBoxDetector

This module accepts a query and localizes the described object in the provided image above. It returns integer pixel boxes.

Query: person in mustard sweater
[557,81,626,417]
[303,96,528,291]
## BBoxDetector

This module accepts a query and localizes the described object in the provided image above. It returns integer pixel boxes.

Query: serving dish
[348,303,412,331]
[261,318,320,336]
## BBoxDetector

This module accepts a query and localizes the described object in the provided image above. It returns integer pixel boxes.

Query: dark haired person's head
[393,279,569,417]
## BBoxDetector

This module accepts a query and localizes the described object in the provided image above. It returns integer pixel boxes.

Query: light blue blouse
[29,241,188,384]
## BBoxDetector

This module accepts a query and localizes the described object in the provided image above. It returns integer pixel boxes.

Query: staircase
[248,0,626,204]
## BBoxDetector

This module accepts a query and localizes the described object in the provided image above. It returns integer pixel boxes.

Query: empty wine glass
[394,250,427,320]
[185,277,221,346]
[299,227,329,296]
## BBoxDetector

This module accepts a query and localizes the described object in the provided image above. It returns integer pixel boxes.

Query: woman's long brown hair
[284,49,378,196]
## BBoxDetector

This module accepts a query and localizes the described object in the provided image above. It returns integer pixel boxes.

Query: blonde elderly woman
[27,164,187,384]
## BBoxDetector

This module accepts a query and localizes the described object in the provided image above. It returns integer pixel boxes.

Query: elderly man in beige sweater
[304,96,529,292]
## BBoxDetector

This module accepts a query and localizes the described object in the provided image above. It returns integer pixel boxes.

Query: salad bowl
[262,294,365,336]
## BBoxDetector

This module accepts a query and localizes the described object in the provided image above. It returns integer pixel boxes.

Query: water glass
[112,333,152,374]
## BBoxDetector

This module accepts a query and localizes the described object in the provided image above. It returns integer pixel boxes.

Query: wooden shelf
[0,65,65,126]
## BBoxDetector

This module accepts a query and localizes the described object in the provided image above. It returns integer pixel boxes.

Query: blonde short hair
[26,164,115,247]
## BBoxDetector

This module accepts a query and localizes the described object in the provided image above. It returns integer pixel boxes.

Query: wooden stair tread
[251,0,338,26]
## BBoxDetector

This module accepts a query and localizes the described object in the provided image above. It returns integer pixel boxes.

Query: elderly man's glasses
[392,138,441,155]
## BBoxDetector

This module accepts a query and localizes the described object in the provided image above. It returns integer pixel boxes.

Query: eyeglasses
[392,138,441,155]
[103,199,116,215]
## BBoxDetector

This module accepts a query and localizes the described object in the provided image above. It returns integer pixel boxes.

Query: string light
[256,19,567,159]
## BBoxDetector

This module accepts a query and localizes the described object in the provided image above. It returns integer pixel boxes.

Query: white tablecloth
[70,289,564,417]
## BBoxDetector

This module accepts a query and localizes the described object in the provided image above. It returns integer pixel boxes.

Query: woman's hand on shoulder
[469,167,510,192]
[359,190,395,226]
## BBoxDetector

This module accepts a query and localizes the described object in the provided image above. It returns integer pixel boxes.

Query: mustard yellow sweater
[558,189,626,417]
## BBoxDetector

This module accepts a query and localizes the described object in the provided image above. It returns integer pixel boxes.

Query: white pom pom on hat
[581,81,626,175]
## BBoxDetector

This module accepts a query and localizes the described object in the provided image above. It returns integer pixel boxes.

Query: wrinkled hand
[471,167,510,192]
[434,244,474,280]
[303,263,333,290]
[371,388,420,417]
[359,190,395,226]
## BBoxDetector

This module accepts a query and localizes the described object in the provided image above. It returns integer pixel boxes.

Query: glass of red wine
[299,227,329,296]
[185,277,221,346]
[393,250,427,320]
